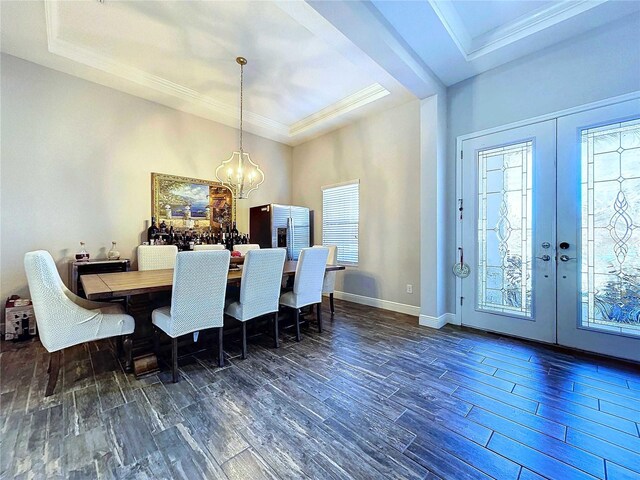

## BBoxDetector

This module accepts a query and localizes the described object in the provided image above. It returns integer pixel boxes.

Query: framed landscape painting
[151,173,233,228]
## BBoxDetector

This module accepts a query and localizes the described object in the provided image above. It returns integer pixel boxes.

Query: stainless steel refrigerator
[249,204,311,260]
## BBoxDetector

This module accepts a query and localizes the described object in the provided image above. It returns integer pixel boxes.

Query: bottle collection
[146,217,249,251]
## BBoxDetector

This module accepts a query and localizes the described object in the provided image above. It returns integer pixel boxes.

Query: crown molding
[289,83,390,136]
[44,1,288,137]
[43,0,395,145]
[429,0,607,61]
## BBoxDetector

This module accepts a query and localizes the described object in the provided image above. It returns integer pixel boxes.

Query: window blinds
[322,180,359,265]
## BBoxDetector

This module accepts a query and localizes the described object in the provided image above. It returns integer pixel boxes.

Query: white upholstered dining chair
[313,244,338,315]
[280,247,329,341]
[24,250,135,396]
[233,244,260,256]
[193,244,226,251]
[151,250,230,382]
[137,245,178,271]
[225,248,286,357]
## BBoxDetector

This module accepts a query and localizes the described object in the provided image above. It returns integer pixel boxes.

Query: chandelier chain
[239,61,244,152]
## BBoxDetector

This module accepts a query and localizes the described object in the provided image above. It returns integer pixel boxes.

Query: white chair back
[138,245,178,271]
[24,250,133,352]
[167,250,230,337]
[293,247,329,307]
[239,248,286,320]
[313,245,337,294]
[234,244,260,256]
[193,244,226,251]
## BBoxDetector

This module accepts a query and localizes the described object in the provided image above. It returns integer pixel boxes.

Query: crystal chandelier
[215,57,264,200]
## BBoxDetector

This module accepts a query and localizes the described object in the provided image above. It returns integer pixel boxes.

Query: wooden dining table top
[81,261,345,300]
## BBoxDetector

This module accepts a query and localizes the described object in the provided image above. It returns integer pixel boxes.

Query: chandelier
[215,57,264,200]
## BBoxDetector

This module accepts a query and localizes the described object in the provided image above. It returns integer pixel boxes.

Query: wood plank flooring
[1,299,639,479]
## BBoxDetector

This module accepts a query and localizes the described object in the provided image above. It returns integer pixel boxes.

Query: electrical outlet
[406,284,413,294]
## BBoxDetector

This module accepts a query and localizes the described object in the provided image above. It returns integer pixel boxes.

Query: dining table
[80,259,346,376]
[81,260,345,300]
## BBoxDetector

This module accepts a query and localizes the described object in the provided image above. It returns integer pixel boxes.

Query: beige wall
[292,100,421,308]
[0,54,292,301]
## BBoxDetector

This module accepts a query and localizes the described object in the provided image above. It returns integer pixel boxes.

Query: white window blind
[322,180,359,265]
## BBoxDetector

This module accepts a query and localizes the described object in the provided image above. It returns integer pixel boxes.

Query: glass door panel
[557,98,640,362]
[582,119,640,336]
[460,120,556,343]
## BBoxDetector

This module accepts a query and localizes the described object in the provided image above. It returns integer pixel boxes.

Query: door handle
[559,254,575,262]
[536,255,551,261]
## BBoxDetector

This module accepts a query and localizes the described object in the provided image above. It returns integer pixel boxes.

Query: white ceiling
[2,1,637,146]
[370,0,640,86]
[451,1,556,39]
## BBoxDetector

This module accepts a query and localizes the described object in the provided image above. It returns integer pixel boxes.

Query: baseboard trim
[419,313,455,329]
[332,291,420,316]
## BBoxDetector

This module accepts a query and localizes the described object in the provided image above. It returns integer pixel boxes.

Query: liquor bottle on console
[147,217,158,243]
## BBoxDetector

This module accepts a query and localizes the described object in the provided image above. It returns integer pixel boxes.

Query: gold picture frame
[151,172,233,229]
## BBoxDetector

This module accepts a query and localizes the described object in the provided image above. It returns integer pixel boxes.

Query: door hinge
[460,150,463,160]
[460,296,464,306]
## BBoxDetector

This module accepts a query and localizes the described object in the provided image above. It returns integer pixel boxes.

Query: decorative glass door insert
[477,142,533,317]
[580,118,640,336]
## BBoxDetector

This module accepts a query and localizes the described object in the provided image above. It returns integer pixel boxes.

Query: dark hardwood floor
[1,299,639,479]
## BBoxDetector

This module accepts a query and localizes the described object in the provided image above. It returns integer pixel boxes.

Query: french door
[460,98,640,362]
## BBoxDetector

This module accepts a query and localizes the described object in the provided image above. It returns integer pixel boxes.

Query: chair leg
[45,351,61,397]
[273,312,280,348]
[218,327,224,368]
[123,335,133,373]
[153,327,160,357]
[241,322,247,360]
[171,337,179,383]
[295,308,301,342]
[330,293,335,316]
[47,354,52,373]
[116,336,124,357]
[316,303,323,333]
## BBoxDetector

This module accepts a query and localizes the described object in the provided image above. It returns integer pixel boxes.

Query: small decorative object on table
[107,242,120,260]
[75,242,90,261]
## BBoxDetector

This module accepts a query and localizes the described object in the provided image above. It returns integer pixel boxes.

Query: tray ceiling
[1,0,411,146]
[2,1,637,146]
